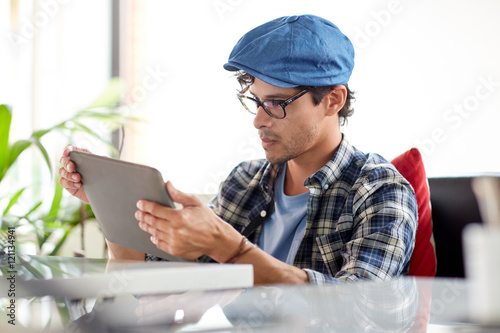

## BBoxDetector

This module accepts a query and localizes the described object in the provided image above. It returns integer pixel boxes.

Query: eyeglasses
[237,86,309,119]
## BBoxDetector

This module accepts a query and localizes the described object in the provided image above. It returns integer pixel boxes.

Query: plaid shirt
[207,137,417,284]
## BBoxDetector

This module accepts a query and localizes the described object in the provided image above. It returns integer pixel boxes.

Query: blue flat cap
[224,15,355,88]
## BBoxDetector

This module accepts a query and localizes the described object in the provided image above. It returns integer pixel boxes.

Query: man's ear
[324,85,347,116]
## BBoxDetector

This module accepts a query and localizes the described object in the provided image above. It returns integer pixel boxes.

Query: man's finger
[58,175,81,189]
[136,204,175,234]
[166,181,200,206]
[137,200,173,217]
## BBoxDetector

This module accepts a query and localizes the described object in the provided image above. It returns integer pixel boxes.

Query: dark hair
[236,71,355,126]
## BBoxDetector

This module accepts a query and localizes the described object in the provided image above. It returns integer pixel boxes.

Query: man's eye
[263,100,282,107]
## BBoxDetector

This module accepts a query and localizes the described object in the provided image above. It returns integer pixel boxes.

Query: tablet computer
[69,150,189,261]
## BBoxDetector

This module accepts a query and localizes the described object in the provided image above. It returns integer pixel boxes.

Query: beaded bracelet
[224,236,257,264]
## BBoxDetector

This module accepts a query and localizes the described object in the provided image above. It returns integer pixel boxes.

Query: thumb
[166,181,199,206]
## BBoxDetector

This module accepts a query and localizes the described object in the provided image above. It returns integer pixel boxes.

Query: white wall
[134,0,500,194]
[4,0,498,196]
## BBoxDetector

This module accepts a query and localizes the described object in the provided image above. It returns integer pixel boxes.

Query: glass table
[1,255,499,332]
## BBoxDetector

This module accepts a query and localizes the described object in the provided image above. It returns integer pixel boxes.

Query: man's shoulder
[357,152,395,178]
[343,148,412,193]
[309,139,404,192]
[335,146,391,181]
[347,151,416,212]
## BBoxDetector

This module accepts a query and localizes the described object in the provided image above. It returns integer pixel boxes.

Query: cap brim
[223,62,299,88]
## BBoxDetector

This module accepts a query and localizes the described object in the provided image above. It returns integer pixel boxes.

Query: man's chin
[264,152,289,166]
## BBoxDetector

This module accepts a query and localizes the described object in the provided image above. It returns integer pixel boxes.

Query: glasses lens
[238,95,258,115]
[237,95,285,118]
[262,101,285,119]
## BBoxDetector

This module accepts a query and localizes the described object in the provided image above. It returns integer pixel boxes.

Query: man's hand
[58,145,89,204]
[135,181,241,260]
[136,182,309,284]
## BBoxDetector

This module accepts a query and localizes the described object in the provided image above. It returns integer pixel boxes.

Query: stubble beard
[262,125,319,166]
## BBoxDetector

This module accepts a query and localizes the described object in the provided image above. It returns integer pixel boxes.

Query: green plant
[0,78,139,256]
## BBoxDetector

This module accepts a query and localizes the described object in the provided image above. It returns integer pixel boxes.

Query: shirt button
[323,184,329,190]
[260,210,267,217]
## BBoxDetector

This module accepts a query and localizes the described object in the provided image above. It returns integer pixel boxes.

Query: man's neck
[283,133,342,196]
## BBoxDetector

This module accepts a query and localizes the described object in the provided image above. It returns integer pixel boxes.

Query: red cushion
[391,148,436,277]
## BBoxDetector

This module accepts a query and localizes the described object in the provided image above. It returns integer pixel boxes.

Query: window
[2,0,112,226]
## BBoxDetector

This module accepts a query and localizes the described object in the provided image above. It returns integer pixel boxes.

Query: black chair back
[429,177,483,277]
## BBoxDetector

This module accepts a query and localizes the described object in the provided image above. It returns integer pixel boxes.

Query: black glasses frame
[237,87,309,119]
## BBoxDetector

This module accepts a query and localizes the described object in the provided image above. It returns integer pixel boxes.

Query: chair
[392,148,500,278]
[428,176,483,277]
[391,148,436,277]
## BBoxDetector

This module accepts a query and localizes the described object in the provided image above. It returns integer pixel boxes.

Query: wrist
[204,219,242,262]
[223,236,257,263]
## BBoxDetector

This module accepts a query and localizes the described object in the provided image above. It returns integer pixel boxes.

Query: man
[59,15,417,284]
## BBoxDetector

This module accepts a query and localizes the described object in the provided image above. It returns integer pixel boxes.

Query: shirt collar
[259,161,282,196]
[305,135,355,193]
[258,135,354,195]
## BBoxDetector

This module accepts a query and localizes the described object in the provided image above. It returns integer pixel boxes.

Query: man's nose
[253,105,273,129]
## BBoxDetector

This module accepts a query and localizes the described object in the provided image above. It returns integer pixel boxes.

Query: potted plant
[0,78,139,257]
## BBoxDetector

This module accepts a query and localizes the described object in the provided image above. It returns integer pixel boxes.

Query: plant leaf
[72,122,118,155]
[83,77,123,110]
[31,128,52,139]
[50,227,72,256]
[72,122,109,142]
[0,105,12,181]
[3,187,26,216]
[73,110,128,124]
[47,181,64,218]
[17,256,46,279]
[75,110,143,124]
[7,139,32,169]
[24,201,43,218]
[32,138,53,175]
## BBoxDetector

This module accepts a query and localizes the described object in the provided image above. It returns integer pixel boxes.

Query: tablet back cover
[70,151,187,261]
